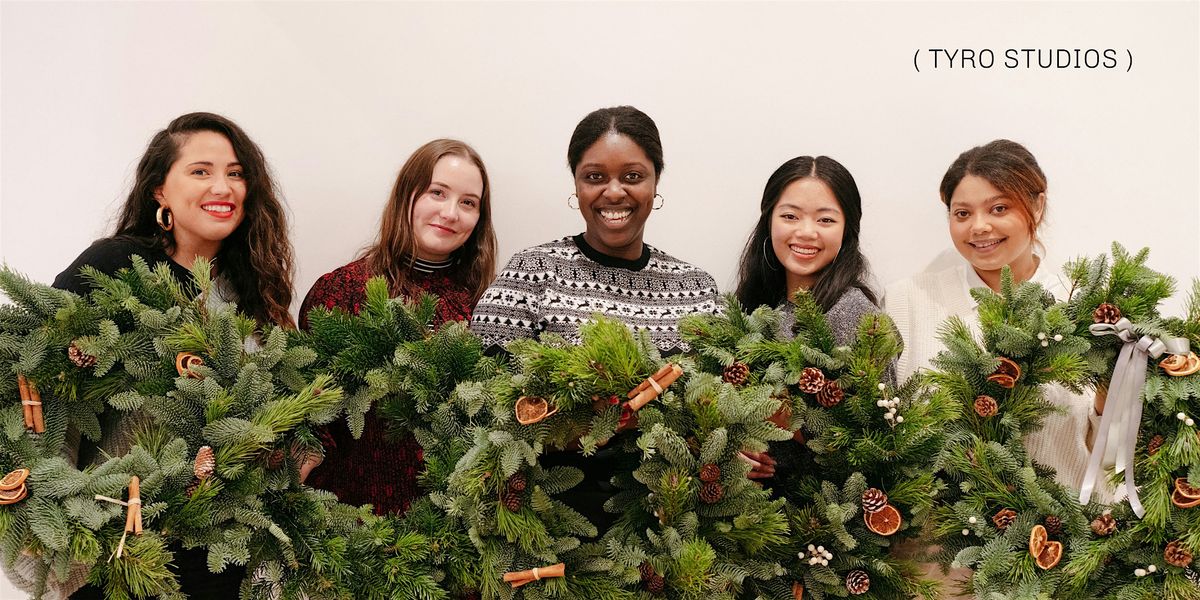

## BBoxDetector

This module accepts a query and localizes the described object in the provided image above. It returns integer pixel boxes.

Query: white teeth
[600,208,632,221]
[790,246,818,256]
[203,205,232,213]
[972,239,1001,248]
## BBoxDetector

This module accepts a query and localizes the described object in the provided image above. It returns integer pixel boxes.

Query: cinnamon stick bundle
[17,375,44,433]
[125,476,142,535]
[502,562,565,588]
[627,364,683,411]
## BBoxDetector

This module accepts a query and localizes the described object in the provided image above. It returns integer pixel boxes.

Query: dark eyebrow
[185,161,242,168]
[775,202,843,214]
[950,194,1006,209]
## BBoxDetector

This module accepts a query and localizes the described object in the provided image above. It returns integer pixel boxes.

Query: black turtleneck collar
[572,234,651,271]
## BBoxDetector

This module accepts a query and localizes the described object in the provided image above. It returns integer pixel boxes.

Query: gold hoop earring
[567,194,579,210]
[156,206,174,231]
[653,194,664,210]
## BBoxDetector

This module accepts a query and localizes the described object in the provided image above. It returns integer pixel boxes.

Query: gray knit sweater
[777,287,881,347]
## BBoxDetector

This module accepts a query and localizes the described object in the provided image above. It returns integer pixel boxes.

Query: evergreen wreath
[928,244,1200,600]
[1,243,1196,600]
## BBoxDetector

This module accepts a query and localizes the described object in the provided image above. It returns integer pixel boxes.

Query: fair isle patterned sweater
[471,235,720,354]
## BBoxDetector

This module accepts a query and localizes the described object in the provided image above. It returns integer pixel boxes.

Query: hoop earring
[653,194,664,210]
[762,238,778,271]
[567,194,579,210]
[156,206,174,231]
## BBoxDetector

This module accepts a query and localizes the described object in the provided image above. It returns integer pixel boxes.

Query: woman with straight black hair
[735,155,879,346]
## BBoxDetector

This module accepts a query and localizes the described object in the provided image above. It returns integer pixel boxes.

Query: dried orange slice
[0,468,29,491]
[514,396,558,425]
[1160,354,1189,372]
[1029,524,1048,557]
[175,352,204,378]
[986,374,1016,389]
[865,503,902,536]
[0,484,27,505]
[994,357,1021,379]
[1168,353,1200,376]
[1034,540,1063,569]
[1172,488,1200,509]
[1176,477,1200,500]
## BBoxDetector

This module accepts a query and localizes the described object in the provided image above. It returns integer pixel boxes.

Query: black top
[54,237,193,295]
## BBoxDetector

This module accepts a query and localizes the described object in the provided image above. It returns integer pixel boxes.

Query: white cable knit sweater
[883,254,1107,499]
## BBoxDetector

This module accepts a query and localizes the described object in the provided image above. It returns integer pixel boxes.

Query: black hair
[567,106,663,176]
[734,156,876,312]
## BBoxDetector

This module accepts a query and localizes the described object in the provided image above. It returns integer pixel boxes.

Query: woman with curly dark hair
[41,111,294,599]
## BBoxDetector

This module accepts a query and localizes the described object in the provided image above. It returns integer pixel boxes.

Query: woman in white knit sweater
[884,139,1104,596]
[884,139,1100,492]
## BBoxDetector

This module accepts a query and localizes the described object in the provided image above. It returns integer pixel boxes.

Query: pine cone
[1166,541,1194,568]
[1090,513,1117,536]
[699,481,725,504]
[1093,303,1122,325]
[797,367,826,394]
[845,570,870,595]
[723,362,750,386]
[861,488,888,514]
[1043,515,1063,537]
[699,463,721,483]
[992,508,1018,530]
[1185,567,1200,586]
[816,380,844,408]
[1147,434,1164,456]
[266,448,286,470]
[500,486,522,512]
[645,573,665,595]
[639,561,655,582]
[194,445,215,480]
[974,395,999,418]
[507,472,528,492]
[67,343,97,368]
[185,480,199,498]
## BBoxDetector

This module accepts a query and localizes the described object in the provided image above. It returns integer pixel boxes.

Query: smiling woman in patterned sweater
[299,139,497,515]
[470,106,719,529]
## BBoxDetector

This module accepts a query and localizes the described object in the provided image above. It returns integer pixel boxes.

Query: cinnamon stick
[29,384,44,434]
[17,375,33,429]
[125,476,142,534]
[503,562,565,588]
[628,364,683,411]
[628,364,675,399]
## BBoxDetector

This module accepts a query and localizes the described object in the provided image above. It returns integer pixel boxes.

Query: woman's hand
[298,453,322,483]
[738,450,776,479]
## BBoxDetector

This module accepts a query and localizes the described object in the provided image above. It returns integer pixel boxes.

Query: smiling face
[948,174,1041,287]
[770,177,845,296]
[409,154,484,262]
[574,132,657,260]
[154,130,246,261]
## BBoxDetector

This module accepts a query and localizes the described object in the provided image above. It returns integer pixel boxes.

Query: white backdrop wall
[0,0,1197,595]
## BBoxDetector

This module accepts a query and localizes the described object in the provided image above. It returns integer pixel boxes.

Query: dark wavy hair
[567,106,663,177]
[360,138,497,304]
[735,156,876,312]
[112,112,295,327]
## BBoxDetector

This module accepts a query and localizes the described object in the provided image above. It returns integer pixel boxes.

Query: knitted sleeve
[470,248,553,352]
[298,260,370,330]
[824,287,880,347]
